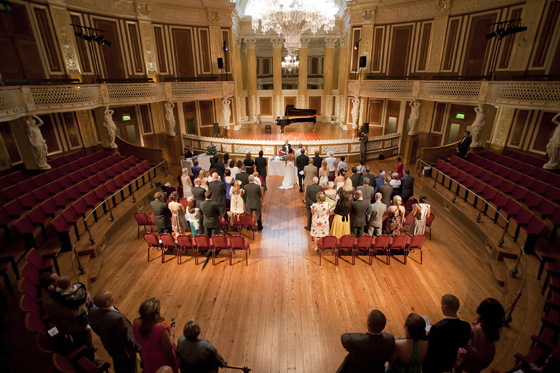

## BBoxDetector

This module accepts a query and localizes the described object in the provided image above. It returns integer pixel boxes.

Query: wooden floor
[199,121,360,141]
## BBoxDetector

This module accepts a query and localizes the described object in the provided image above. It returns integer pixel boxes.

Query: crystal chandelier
[248,0,338,52]
[281,53,299,73]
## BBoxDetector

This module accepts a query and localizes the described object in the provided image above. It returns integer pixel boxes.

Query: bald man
[89,291,141,373]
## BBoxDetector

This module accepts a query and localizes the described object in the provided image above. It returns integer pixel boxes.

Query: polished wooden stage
[199,121,360,141]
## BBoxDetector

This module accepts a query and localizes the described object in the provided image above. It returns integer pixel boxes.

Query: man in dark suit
[304,177,323,231]
[244,175,263,230]
[423,294,471,373]
[400,169,415,203]
[296,149,309,192]
[359,132,368,163]
[378,177,393,208]
[191,179,206,205]
[312,150,323,175]
[235,166,250,189]
[351,190,369,237]
[150,191,171,234]
[350,167,362,189]
[281,140,292,155]
[456,131,472,158]
[199,190,221,237]
[255,151,268,190]
[374,170,386,194]
[208,173,227,216]
[89,291,141,373]
[337,309,395,373]
[357,177,375,203]
[362,167,376,189]
[212,155,225,178]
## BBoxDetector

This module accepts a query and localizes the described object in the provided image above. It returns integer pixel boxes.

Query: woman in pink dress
[132,298,178,373]
[311,192,330,251]
[168,191,188,235]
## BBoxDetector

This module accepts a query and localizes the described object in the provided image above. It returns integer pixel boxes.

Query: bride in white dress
[279,149,298,189]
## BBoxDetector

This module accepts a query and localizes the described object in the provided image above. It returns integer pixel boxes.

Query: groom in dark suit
[296,149,309,193]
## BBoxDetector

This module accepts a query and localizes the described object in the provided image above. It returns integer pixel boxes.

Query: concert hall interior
[1,0,560,372]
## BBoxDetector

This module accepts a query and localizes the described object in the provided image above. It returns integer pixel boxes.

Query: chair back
[19,277,41,300]
[391,235,408,250]
[404,213,413,227]
[213,234,229,249]
[149,212,155,225]
[159,233,176,247]
[404,198,418,212]
[230,235,248,250]
[195,234,212,249]
[52,353,77,373]
[179,198,189,209]
[21,262,41,286]
[373,235,391,249]
[408,235,426,250]
[425,213,435,227]
[24,312,47,336]
[338,234,355,249]
[177,234,194,249]
[143,232,160,247]
[237,212,254,226]
[25,248,46,269]
[20,294,42,317]
[134,212,150,226]
[355,234,372,250]
[320,235,337,249]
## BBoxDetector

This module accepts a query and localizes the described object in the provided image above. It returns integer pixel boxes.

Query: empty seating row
[47,149,87,168]
[502,148,547,168]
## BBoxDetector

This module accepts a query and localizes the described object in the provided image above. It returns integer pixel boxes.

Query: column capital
[324,36,337,48]
[271,38,283,49]
[338,36,347,47]
[245,38,257,49]
[300,37,310,48]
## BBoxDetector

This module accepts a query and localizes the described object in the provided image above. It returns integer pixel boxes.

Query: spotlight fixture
[74,32,92,42]
[353,38,362,50]
[93,34,112,47]
[223,41,228,52]
[486,19,526,40]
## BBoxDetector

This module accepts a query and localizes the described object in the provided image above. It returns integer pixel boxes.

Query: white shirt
[228,166,239,179]
[390,179,401,189]
[326,157,337,171]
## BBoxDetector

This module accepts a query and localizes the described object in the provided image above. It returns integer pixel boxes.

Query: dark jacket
[457,136,471,157]
[312,155,323,173]
[213,161,225,178]
[296,154,309,172]
[337,332,395,373]
[192,186,206,204]
[208,180,227,214]
[177,336,226,373]
[423,318,471,373]
[235,172,250,189]
[305,184,324,208]
[350,173,362,189]
[150,199,171,231]
[362,173,376,187]
[400,175,415,200]
[199,199,221,229]
[374,177,384,194]
[255,156,268,178]
[89,306,140,364]
[351,199,370,227]
[244,183,262,210]
[378,184,393,208]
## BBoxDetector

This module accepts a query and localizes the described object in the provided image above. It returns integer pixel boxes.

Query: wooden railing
[115,136,164,166]
[418,140,461,165]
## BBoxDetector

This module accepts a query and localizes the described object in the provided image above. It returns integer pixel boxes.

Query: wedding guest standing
[330,192,352,238]
[176,319,227,373]
[313,150,323,175]
[186,199,203,237]
[151,192,172,234]
[386,195,405,237]
[387,314,428,373]
[326,151,337,177]
[181,169,194,200]
[168,192,188,235]
[255,151,268,190]
[409,195,431,235]
[208,173,227,216]
[223,169,235,203]
[310,192,330,252]
[228,181,245,225]
[244,152,255,174]
[318,160,330,188]
[227,160,239,179]
[191,160,201,179]
[396,157,404,179]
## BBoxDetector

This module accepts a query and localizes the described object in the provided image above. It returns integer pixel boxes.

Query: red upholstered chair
[455,158,467,170]
[138,159,151,173]
[425,214,435,240]
[58,164,71,176]
[470,181,486,205]
[68,160,81,172]
[389,235,409,264]
[355,234,372,257]
[448,155,460,167]
[79,167,92,180]
[18,192,38,210]
[479,186,498,205]
[52,346,111,373]
[537,199,557,220]
[503,199,523,219]
[19,277,42,303]
[78,156,90,168]
[211,234,229,265]
[97,170,110,183]
[219,215,230,236]
[488,162,501,174]
[337,234,356,265]
[113,175,128,199]
[548,173,560,188]
[17,179,35,194]
[0,208,13,243]
[143,232,161,262]
[462,162,474,174]
[14,216,43,251]
[497,166,511,179]
[544,186,560,203]
[520,217,546,253]
[24,312,55,354]
[52,215,74,251]
[134,212,152,239]
[107,153,120,166]
[106,165,118,178]
[22,262,41,286]
[434,159,445,171]
[46,180,63,196]
[76,180,91,196]
[179,198,189,210]
[59,175,73,189]
[83,192,101,222]
[159,233,177,263]
[1,184,22,201]
[7,170,24,184]
[32,186,50,203]
[512,208,534,242]
[93,186,111,206]
[44,169,60,182]
[508,170,523,184]
[69,171,83,185]
[519,176,535,190]
[501,156,514,168]
[53,192,71,209]
[148,212,156,228]
[25,248,60,275]
[65,185,81,201]
[524,192,543,211]
[39,198,58,218]
[97,158,108,170]
[404,198,418,213]
[500,180,516,195]
[93,151,104,162]
[194,235,212,265]
[5,199,25,219]
[404,213,413,230]
[177,234,196,264]
[104,180,121,205]
[71,198,90,220]
[511,185,529,202]
[114,161,125,174]
[488,175,503,189]
[236,212,255,240]
[370,235,391,265]
[31,173,49,188]
[470,166,483,179]
[317,235,338,266]
[407,235,426,264]
[27,206,50,241]
[479,170,492,183]
[230,235,251,266]
[88,163,100,175]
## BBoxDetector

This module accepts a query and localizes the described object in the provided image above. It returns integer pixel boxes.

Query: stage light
[500,26,527,38]
[486,29,504,40]
[93,34,112,46]
[354,38,362,50]
[74,32,92,41]
[223,41,228,52]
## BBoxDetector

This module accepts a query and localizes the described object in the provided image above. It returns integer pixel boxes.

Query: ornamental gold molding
[419,100,435,133]
[138,20,158,74]
[150,102,166,134]
[427,15,448,73]
[209,26,223,75]
[491,107,516,147]
[76,109,99,147]
[49,5,81,75]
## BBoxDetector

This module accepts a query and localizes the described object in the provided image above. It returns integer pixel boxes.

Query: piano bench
[265,125,271,134]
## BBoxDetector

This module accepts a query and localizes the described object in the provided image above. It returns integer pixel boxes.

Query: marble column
[298,37,310,108]
[337,36,348,123]
[323,37,337,118]
[246,38,258,120]
[271,38,283,118]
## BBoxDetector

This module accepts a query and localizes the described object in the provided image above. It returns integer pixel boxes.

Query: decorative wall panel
[49,5,81,75]
[322,145,348,154]
[234,145,260,154]
[75,109,98,147]
[150,102,166,134]
[138,20,158,75]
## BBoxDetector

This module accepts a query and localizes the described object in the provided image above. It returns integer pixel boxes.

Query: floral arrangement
[205,142,217,155]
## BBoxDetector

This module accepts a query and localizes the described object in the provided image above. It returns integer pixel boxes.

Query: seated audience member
[378,176,393,208]
[396,157,404,179]
[350,167,362,189]
[386,195,405,237]
[326,151,337,176]
[454,298,505,373]
[387,314,428,373]
[335,170,346,192]
[53,275,90,330]
[192,178,206,204]
[227,160,239,179]
[357,177,374,203]
[132,298,178,373]
[374,170,386,194]
[89,291,141,373]
[400,169,415,203]
[367,193,387,237]
[409,195,431,235]
[338,309,395,373]
[356,160,366,174]
[351,190,369,237]
[390,173,401,198]
[228,181,245,225]
[310,192,330,251]
[423,294,471,373]
[176,319,227,373]
[337,156,348,174]
[331,192,352,238]
[191,160,201,179]
[186,198,203,237]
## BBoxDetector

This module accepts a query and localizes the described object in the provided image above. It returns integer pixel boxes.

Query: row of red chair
[47,149,87,168]
[143,232,251,266]
[316,234,426,266]
[502,149,548,168]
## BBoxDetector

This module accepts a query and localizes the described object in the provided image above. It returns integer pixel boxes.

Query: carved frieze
[209,26,223,74]
[322,145,348,154]
[138,20,158,74]
[384,140,392,148]
[135,0,152,19]
[263,146,274,154]
[350,144,360,152]
[492,107,515,147]
[201,141,221,152]
[221,144,232,153]
[234,145,260,154]
[419,100,435,133]
[191,140,200,149]
[368,141,382,150]
[308,146,320,155]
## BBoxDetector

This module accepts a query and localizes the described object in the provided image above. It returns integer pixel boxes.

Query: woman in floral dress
[311,192,330,252]
[386,195,405,237]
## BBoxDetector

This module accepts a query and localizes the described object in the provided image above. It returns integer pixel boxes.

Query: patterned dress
[311,202,330,238]
[387,207,405,237]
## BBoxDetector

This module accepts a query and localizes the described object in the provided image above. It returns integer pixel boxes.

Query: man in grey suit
[357,177,375,203]
[89,291,141,373]
[150,192,171,234]
[191,179,206,205]
[208,173,227,216]
[303,159,317,193]
[367,193,387,236]
[351,190,369,237]
[378,176,394,208]
[400,169,415,203]
[244,175,263,230]
[199,190,221,237]
[235,166,250,189]
[337,309,395,373]
[305,177,323,231]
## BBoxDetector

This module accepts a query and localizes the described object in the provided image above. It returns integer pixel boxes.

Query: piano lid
[285,105,317,117]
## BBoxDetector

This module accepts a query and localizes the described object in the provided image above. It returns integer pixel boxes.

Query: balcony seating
[14,216,44,251]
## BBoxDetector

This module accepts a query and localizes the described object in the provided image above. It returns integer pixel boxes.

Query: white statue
[351,97,360,129]
[25,114,51,170]
[543,113,560,170]
[103,107,117,148]
[222,98,231,130]
[408,100,421,136]
[470,105,486,147]
[164,101,176,136]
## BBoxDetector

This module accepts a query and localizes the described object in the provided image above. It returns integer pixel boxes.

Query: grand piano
[275,105,317,133]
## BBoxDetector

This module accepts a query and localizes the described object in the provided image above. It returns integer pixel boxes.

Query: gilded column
[209,26,223,75]
[48,4,82,80]
[337,36,348,123]
[298,37,310,108]
[489,107,516,153]
[323,36,337,118]
[509,0,547,71]
[246,38,258,120]
[234,36,245,122]
[271,38,283,118]
[138,20,159,81]
[427,15,449,73]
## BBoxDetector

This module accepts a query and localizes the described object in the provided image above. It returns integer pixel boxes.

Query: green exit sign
[456,113,465,119]
[122,114,131,121]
